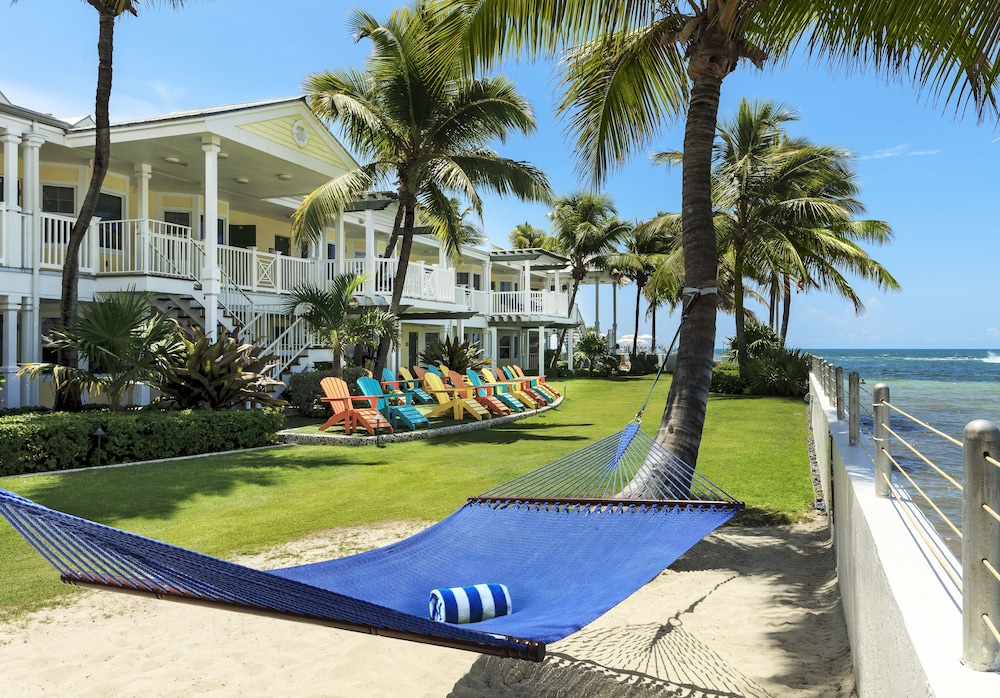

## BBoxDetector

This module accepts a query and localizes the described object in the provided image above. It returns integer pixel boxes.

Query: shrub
[628,353,660,376]
[0,409,284,476]
[745,346,810,397]
[419,336,489,373]
[286,370,336,415]
[711,362,747,394]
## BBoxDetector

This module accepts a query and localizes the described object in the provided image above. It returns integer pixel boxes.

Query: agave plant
[419,336,490,373]
[150,326,286,410]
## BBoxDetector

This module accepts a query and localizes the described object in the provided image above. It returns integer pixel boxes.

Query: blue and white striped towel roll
[429,583,511,624]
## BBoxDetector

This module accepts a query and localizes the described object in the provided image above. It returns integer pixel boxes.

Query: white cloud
[862,144,909,160]
[909,149,942,156]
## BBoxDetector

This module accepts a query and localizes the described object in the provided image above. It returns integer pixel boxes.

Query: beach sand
[0,513,854,697]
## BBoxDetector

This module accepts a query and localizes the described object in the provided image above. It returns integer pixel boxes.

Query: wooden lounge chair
[481,367,540,409]
[450,370,509,416]
[395,367,434,404]
[512,364,560,400]
[423,371,491,421]
[319,377,394,435]
[500,366,549,405]
[466,369,525,413]
[357,376,430,431]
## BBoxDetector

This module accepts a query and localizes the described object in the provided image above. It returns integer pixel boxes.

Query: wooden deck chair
[411,365,427,381]
[423,371,491,421]
[383,368,433,405]
[319,377,394,436]
[466,368,523,413]
[512,365,560,399]
[357,376,430,431]
[450,370,509,416]
[499,366,548,406]
[481,367,539,409]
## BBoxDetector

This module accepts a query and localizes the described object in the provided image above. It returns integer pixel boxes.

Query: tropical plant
[441,0,1000,469]
[17,291,181,411]
[290,4,551,377]
[744,346,810,398]
[283,273,400,379]
[419,335,490,373]
[574,328,610,377]
[606,223,672,360]
[149,326,286,410]
[428,197,487,264]
[509,221,555,250]
[723,319,782,364]
[547,191,630,368]
[10,0,189,410]
[704,98,898,375]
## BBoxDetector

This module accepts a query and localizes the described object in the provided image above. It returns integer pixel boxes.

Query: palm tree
[440,0,1000,467]
[17,291,181,411]
[707,98,899,374]
[606,223,671,360]
[283,273,400,379]
[430,197,486,265]
[290,5,551,377]
[547,191,630,369]
[509,221,555,250]
[15,0,189,410]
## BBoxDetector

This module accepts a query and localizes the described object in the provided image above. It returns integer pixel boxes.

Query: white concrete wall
[810,374,1000,696]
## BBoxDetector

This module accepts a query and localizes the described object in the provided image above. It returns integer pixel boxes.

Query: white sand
[0,514,854,697]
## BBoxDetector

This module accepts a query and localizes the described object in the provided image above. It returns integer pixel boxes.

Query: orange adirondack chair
[449,369,509,416]
[319,376,393,436]
[512,364,560,399]
[481,367,541,409]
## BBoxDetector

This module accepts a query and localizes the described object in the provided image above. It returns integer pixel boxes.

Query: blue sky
[2,1,998,350]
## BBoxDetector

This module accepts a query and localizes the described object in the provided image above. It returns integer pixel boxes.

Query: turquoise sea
[808,348,1000,553]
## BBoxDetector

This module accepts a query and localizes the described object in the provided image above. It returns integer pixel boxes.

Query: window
[164,211,191,231]
[229,225,257,249]
[199,215,226,243]
[94,193,124,249]
[273,235,291,256]
[327,243,336,260]
[499,281,512,292]
[424,333,439,349]
[499,335,511,359]
[473,273,482,291]
[457,271,470,287]
[0,176,21,206]
[42,185,74,214]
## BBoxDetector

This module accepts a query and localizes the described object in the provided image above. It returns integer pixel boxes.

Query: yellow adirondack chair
[423,371,491,420]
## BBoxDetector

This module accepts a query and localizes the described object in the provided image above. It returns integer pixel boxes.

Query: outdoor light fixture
[277,173,292,181]
[162,156,181,164]
[234,177,250,184]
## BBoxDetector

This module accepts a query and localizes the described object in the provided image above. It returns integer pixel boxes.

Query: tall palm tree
[707,98,899,374]
[18,0,190,410]
[430,197,486,265]
[547,191,630,369]
[606,223,671,360]
[509,221,555,250]
[291,4,551,377]
[283,273,400,379]
[441,0,1000,467]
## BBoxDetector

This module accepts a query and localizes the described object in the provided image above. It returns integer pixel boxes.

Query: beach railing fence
[811,356,1000,671]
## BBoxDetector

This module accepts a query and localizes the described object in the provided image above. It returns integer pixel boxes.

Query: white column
[22,133,43,405]
[1,130,22,268]
[484,259,493,314]
[538,326,545,373]
[201,136,221,338]
[523,259,532,313]
[364,208,375,296]
[489,326,497,363]
[19,297,36,406]
[134,163,151,273]
[0,297,21,408]
[594,276,601,332]
[336,211,346,278]
[567,325,575,371]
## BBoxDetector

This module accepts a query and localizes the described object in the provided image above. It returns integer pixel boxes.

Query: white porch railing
[39,213,96,272]
[492,290,568,317]
[343,258,457,303]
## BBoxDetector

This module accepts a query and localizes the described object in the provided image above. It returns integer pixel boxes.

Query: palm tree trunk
[55,8,115,411]
[382,204,405,259]
[733,253,748,376]
[780,273,792,343]
[373,201,414,376]
[655,72,724,470]
[631,285,641,361]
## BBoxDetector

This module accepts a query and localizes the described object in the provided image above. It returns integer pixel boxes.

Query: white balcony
[492,289,568,317]
[344,257,457,304]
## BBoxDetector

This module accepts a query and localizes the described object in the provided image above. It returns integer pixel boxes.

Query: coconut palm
[17,291,181,411]
[283,273,400,379]
[706,98,899,374]
[547,191,630,369]
[439,0,1000,467]
[509,221,555,250]
[291,5,551,376]
[606,223,672,360]
[430,197,486,265]
[13,0,189,410]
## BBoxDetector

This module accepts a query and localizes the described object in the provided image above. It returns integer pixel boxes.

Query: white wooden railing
[492,290,568,316]
[39,213,96,272]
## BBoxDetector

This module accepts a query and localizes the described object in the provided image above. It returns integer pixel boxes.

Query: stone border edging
[279,396,563,446]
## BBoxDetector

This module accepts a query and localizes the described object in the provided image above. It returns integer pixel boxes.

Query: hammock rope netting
[0,423,741,662]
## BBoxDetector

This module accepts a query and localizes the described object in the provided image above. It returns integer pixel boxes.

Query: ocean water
[809,349,1000,554]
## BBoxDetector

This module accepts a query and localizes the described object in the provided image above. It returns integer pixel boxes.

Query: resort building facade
[0,93,581,408]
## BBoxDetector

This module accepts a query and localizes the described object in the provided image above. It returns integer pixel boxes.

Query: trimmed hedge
[0,409,284,476]
[710,362,747,395]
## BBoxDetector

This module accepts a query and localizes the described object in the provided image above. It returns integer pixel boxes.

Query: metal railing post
[835,367,845,420]
[849,372,860,446]
[873,383,890,497]
[963,419,1000,671]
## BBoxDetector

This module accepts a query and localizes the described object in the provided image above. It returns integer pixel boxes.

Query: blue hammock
[0,424,741,662]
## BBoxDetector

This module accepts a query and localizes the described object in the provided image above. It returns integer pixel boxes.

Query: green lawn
[0,375,814,619]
